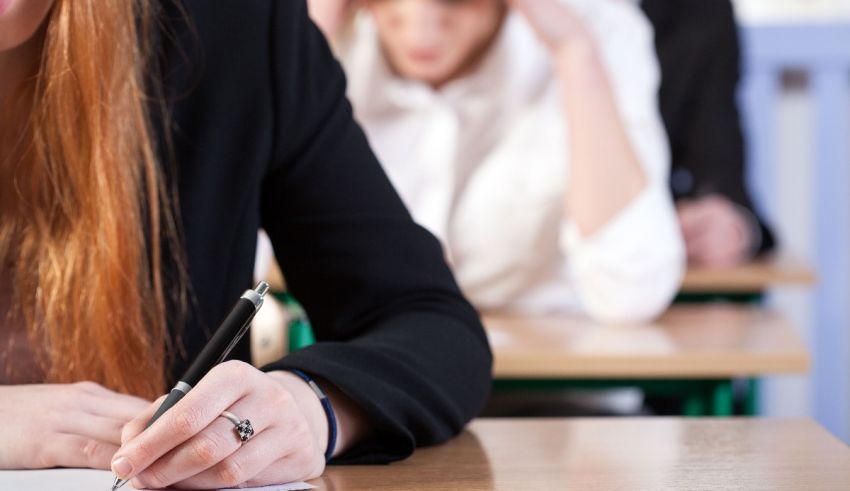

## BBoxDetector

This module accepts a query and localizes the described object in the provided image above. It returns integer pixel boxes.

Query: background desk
[677,255,816,305]
[262,258,815,415]
[680,255,816,294]
[317,418,850,490]
[485,305,810,415]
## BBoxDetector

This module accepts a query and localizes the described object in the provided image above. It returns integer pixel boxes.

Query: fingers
[121,394,168,445]
[679,196,751,267]
[169,426,321,490]
[71,381,153,422]
[72,381,124,398]
[56,413,127,446]
[112,361,255,482]
[53,383,155,448]
[131,394,278,489]
[113,361,325,489]
[507,0,586,50]
[40,434,120,470]
[690,225,749,267]
[677,200,712,242]
[688,231,741,268]
[0,384,150,470]
[88,394,153,423]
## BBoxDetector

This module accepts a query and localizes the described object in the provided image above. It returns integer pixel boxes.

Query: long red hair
[0,0,181,399]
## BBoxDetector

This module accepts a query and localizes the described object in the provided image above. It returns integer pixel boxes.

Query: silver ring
[220,410,254,443]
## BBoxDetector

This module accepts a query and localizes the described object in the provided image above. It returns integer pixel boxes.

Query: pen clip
[215,319,253,365]
[214,282,267,365]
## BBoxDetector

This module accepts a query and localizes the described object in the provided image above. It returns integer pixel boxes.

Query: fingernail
[111,456,133,478]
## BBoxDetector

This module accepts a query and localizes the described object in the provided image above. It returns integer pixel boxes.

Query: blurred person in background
[309,0,685,323]
[641,0,776,268]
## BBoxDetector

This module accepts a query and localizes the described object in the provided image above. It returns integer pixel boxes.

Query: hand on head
[307,0,360,38]
[315,0,591,87]
[507,0,590,54]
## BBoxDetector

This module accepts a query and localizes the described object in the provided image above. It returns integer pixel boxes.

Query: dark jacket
[152,0,492,464]
[641,0,776,254]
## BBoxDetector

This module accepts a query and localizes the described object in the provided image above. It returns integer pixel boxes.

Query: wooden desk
[317,418,850,490]
[484,305,810,415]
[485,305,810,379]
[681,255,816,293]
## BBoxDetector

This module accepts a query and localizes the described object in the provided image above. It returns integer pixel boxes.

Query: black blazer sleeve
[257,2,492,464]
[643,0,775,254]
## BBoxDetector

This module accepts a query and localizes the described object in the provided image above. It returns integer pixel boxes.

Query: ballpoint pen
[111,281,269,490]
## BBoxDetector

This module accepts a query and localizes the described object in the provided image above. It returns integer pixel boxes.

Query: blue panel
[742,24,850,68]
[812,67,850,442]
[740,24,850,442]
[739,69,780,223]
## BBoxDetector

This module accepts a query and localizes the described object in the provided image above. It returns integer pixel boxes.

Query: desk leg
[683,380,733,417]
[683,389,707,417]
[745,378,759,416]
[711,380,734,416]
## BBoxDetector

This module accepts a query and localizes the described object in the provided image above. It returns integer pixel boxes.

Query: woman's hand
[678,195,755,268]
[114,361,328,490]
[507,0,593,59]
[0,383,150,470]
[307,0,359,39]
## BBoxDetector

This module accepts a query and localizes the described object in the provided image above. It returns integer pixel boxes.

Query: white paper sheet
[0,468,314,490]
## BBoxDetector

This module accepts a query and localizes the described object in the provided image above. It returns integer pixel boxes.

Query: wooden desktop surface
[484,305,810,379]
[680,255,816,293]
[317,418,850,490]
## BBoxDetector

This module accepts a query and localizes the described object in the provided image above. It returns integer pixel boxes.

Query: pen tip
[111,476,126,490]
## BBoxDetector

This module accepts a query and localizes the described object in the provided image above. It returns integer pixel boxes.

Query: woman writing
[0,0,491,488]
[309,0,686,322]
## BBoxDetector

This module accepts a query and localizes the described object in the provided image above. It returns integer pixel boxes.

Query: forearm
[567,188,685,322]
[556,39,647,236]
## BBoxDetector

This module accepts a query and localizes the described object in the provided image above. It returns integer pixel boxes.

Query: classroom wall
[734,0,850,23]
[757,85,814,423]
[734,6,850,443]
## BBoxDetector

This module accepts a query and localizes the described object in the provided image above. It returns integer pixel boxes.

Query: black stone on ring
[221,411,254,443]
[235,419,254,442]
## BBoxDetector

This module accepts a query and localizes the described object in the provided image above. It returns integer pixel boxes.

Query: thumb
[120,394,168,445]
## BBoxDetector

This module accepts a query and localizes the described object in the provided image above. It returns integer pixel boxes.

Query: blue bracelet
[287,369,338,463]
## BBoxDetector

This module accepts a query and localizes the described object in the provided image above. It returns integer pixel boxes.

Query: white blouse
[334,0,685,322]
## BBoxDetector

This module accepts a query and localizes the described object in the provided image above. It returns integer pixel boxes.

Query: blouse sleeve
[562,0,686,323]
[258,1,492,464]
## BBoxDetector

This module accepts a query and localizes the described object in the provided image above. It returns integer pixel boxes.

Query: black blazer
[641,0,775,254]
[152,0,492,464]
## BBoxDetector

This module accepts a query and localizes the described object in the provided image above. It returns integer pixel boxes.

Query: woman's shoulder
[156,0,325,67]
[154,0,345,174]
[155,0,334,106]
